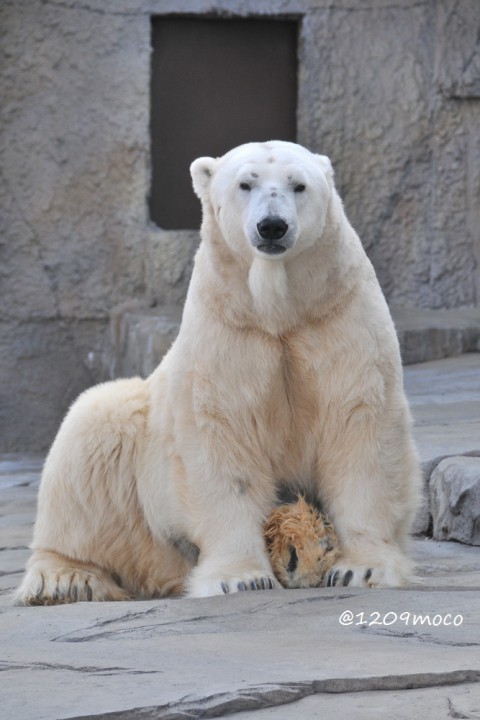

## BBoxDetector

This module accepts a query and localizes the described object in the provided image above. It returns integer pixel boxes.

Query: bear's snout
[255,216,289,255]
[257,216,288,241]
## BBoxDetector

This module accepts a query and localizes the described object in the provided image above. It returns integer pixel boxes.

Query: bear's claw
[326,566,375,588]
[219,576,275,594]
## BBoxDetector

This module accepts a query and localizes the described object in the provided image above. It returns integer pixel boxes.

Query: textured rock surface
[232,684,480,720]
[145,229,200,309]
[430,457,480,546]
[298,0,480,310]
[0,0,151,451]
[106,304,183,379]
[1,0,479,452]
[1,355,480,718]
[392,307,480,364]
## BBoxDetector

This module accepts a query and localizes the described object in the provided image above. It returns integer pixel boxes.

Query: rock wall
[298,0,480,308]
[1,0,151,450]
[1,0,479,450]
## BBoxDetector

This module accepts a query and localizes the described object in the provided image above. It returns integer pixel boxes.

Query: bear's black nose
[257,216,288,241]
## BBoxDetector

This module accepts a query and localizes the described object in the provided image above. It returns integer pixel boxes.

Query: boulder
[430,456,480,545]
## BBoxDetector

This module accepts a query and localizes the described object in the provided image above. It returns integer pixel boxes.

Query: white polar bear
[15,141,421,604]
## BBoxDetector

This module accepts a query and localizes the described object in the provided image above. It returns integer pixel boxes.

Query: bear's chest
[253,327,325,476]
[279,329,324,431]
[193,322,328,474]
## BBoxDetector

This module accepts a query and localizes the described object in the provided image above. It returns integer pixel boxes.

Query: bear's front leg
[183,471,278,597]
[318,399,421,589]
[164,314,287,597]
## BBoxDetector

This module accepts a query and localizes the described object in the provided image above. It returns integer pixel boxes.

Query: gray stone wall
[298,0,480,308]
[1,0,151,450]
[1,0,479,450]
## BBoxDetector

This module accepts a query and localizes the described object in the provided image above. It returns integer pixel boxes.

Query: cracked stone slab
[232,682,480,720]
[67,675,480,720]
[412,539,480,590]
[1,589,480,720]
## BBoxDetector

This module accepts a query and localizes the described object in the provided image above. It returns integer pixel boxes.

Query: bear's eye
[294,183,306,193]
[240,182,251,191]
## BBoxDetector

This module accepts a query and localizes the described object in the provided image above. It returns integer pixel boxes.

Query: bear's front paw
[221,575,276,594]
[325,551,413,588]
[187,563,278,598]
[326,565,375,588]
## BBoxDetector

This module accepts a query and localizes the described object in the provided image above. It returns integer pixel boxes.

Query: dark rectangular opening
[150,16,298,230]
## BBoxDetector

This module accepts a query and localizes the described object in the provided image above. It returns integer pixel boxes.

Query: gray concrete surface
[404,354,480,463]
[1,354,479,719]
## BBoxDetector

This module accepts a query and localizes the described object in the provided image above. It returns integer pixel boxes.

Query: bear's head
[190,141,334,262]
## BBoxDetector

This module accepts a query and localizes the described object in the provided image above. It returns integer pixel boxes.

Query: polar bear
[15,141,421,604]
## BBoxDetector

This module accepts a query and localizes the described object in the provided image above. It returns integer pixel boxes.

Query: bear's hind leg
[13,550,129,606]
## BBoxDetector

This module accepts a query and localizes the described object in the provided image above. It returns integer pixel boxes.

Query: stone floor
[1,355,480,720]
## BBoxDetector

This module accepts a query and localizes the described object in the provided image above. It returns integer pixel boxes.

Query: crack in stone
[447,696,475,719]
[361,627,480,647]
[0,546,29,552]
[52,609,244,642]
[284,592,359,604]
[52,594,360,643]
[314,671,480,693]
[53,618,228,643]
[38,0,148,16]
[311,1,429,15]
[86,606,162,629]
[64,671,480,720]
[53,599,329,642]
[62,682,321,720]
[0,660,160,676]
[0,569,24,577]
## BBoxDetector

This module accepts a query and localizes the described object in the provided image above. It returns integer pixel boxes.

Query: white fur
[248,258,288,319]
[15,141,421,605]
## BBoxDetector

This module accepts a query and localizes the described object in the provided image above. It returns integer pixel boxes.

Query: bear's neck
[190,199,364,336]
[248,258,288,323]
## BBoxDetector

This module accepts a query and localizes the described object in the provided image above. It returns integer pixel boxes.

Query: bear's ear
[315,154,334,179]
[190,157,216,199]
